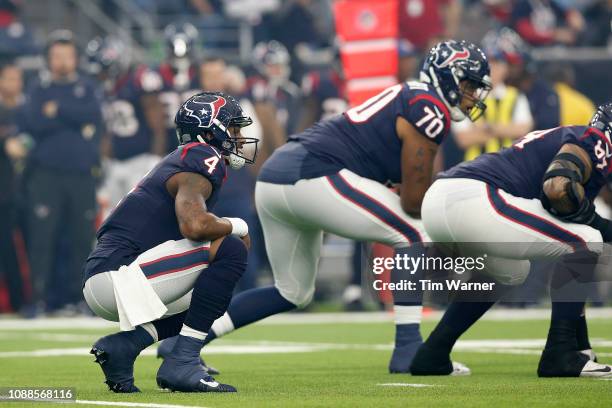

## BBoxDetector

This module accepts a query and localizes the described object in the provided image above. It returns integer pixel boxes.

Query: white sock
[394,305,423,325]
[179,324,207,341]
[210,312,235,337]
[140,322,158,342]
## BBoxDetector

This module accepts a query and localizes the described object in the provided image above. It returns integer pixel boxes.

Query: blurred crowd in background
[0,0,611,317]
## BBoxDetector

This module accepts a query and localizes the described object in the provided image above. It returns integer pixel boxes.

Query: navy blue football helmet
[164,22,199,68]
[589,102,612,143]
[420,40,492,122]
[84,36,128,78]
[175,92,257,169]
[252,40,291,83]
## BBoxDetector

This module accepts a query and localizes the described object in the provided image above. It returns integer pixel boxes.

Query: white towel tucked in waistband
[110,263,168,331]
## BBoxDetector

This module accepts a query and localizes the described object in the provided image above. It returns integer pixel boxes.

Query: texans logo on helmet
[436,47,469,68]
[185,96,227,128]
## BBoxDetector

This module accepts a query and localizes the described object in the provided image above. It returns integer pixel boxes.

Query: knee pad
[217,234,248,262]
[210,235,248,281]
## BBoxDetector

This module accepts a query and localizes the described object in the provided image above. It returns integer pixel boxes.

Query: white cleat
[579,360,612,378]
[450,361,471,376]
[579,349,597,362]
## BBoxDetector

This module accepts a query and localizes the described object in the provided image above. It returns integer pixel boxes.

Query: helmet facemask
[219,117,258,170]
[589,104,612,144]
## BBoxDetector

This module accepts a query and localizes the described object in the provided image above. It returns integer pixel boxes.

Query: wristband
[223,217,248,237]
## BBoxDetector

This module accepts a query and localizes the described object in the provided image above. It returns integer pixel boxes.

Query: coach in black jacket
[21,30,103,315]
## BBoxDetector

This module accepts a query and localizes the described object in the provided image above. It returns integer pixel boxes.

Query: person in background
[504,31,560,131]
[20,30,103,317]
[453,29,534,161]
[297,57,347,132]
[397,0,462,80]
[247,40,301,164]
[580,0,612,46]
[157,22,201,153]
[85,36,166,218]
[0,60,26,312]
[511,0,585,46]
[546,63,596,126]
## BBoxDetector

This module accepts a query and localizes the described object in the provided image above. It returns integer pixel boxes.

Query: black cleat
[90,333,142,393]
[538,348,612,377]
[409,343,471,376]
[157,335,220,375]
[156,355,236,393]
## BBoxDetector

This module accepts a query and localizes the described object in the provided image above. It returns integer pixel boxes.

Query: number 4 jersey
[262,81,451,185]
[87,142,226,279]
[440,126,612,200]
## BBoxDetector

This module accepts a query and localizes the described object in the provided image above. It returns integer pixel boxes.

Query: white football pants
[255,169,427,307]
[83,239,210,322]
[422,178,603,285]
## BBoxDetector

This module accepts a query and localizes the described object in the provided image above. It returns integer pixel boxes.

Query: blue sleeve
[404,91,451,145]
[180,144,226,190]
[574,128,612,180]
[21,84,63,136]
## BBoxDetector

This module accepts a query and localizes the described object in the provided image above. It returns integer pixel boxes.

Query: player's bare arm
[397,116,438,217]
[167,171,233,241]
[542,143,592,215]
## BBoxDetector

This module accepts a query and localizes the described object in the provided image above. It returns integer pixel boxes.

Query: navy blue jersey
[281,81,451,184]
[246,75,301,135]
[302,68,348,121]
[157,63,200,153]
[440,126,612,199]
[85,142,226,278]
[105,66,162,160]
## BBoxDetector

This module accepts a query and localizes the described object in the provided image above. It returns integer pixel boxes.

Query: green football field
[1,311,611,408]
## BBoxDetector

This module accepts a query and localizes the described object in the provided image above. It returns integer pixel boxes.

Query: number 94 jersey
[290,81,451,184]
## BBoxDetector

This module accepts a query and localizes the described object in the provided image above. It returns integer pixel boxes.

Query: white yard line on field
[1,308,610,330]
[377,383,440,387]
[1,339,611,358]
[73,400,209,408]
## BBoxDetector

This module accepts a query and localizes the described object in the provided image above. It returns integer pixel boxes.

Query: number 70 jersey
[290,81,451,184]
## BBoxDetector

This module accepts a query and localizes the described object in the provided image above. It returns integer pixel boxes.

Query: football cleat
[90,333,142,393]
[579,360,612,378]
[450,361,471,376]
[538,348,601,377]
[156,355,236,393]
[389,340,423,374]
[157,336,220,375]
[579,349,597,362]
[409,343,471,376]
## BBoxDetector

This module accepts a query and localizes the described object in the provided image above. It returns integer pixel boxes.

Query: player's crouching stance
[82,92,258,392]
[411,103,612,378]
[194,40,492,375]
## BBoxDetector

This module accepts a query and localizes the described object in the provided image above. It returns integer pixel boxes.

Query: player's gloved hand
[557,198,597,225]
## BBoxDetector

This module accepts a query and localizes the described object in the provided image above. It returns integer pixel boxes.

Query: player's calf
[156,235,247,392]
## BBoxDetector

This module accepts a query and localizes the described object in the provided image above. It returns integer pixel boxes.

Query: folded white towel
[110,264,168,331]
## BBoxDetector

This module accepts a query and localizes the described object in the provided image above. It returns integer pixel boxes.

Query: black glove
[557,197,597,225]
[588,213,612,242]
